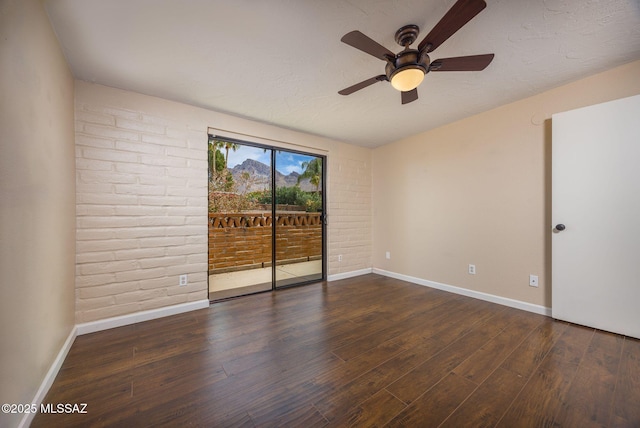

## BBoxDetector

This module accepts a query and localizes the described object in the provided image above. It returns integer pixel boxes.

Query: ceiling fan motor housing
[385,49,429,82]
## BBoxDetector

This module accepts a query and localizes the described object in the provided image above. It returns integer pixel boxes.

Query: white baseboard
[76,299,210,335]
[19,326,78,428]
[327,268,372,282]
[373,268,551,316]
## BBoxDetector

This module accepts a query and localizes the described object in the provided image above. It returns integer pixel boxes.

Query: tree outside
[297,158,322,194]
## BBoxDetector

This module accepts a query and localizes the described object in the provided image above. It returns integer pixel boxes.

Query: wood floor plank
[331,389,407,427]
[51,334,136,384]
[441,367,527,428]
[545,322,595,365]
[497,358,578,427]
[254,404,328,428]
[330,290,462,361]
[553,329,621,427]
[382,294,477,349]
[313,339,408,391]
[31,275,638,428]
[500,317,568,378]
[219,329,338,377]
[452,309,544,384]
[245,387,326,426]
[311,338,444,421]
[212,352,340,423]
[131,350,229,404]
[496,322,594,427]
[385,309,513,405]
[245,342,407,424]
[31,370,133,428]
[386,372,477,427]
[427,299,508,348]
[611,337,640,427]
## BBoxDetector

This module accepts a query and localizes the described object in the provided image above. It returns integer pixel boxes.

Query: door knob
[555,224,566,231]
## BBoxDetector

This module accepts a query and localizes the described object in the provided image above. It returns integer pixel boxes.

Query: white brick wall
[327,154,372,275]
[74,82,372,323]
[75,99,208,323]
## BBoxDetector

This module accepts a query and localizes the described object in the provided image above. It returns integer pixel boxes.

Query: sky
[225,144,318,176]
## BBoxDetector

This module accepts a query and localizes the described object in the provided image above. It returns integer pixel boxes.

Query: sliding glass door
[274,150,324,288]
[207,137,325,300]
[207,141,274,300]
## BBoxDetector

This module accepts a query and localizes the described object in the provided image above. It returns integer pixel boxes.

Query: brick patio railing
[208,212,322,273]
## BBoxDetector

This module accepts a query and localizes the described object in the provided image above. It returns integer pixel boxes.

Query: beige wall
[75,82,372,322]
[373,60,640,309]
[0,0,76,426]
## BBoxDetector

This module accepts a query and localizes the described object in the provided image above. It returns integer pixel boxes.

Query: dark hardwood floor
[33,274,640,427]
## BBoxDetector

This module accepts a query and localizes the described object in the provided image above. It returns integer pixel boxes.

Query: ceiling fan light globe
[390,67,425,92]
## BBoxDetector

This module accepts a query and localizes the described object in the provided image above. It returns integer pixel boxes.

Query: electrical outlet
[338,255,342,262]
[386,251,391,260]
[468,264,476,275]
[529,275,539,287]
[179,274,188,287]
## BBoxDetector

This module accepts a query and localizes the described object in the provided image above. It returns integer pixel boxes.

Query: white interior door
[552,94,640,339]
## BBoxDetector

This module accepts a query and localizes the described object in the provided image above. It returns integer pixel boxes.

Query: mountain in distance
[230,159,315,192]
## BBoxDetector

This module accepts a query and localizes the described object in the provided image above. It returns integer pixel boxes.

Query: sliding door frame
[272,147,326,290]
[209,134,326,294]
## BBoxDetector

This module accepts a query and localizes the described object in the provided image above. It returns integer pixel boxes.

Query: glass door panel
[274,150,324,288]
[208,139,274,300]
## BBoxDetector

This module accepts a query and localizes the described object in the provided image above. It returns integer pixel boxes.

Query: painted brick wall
[74,81,372,323]
[327,156,372,275]
[74,97,208,323]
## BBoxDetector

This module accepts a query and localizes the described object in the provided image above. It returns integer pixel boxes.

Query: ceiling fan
[338,0,495,105]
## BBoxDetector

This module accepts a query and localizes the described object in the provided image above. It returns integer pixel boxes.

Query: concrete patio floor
[208,260,323,300]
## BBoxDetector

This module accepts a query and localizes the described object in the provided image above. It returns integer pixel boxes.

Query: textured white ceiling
[45,0,640,147]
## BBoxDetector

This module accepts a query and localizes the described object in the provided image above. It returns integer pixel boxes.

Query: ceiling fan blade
[418,0,486,53]
[429,54,494,71]
[338,75,387,95]
[341,31,395,61]
[401,88,419,104]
